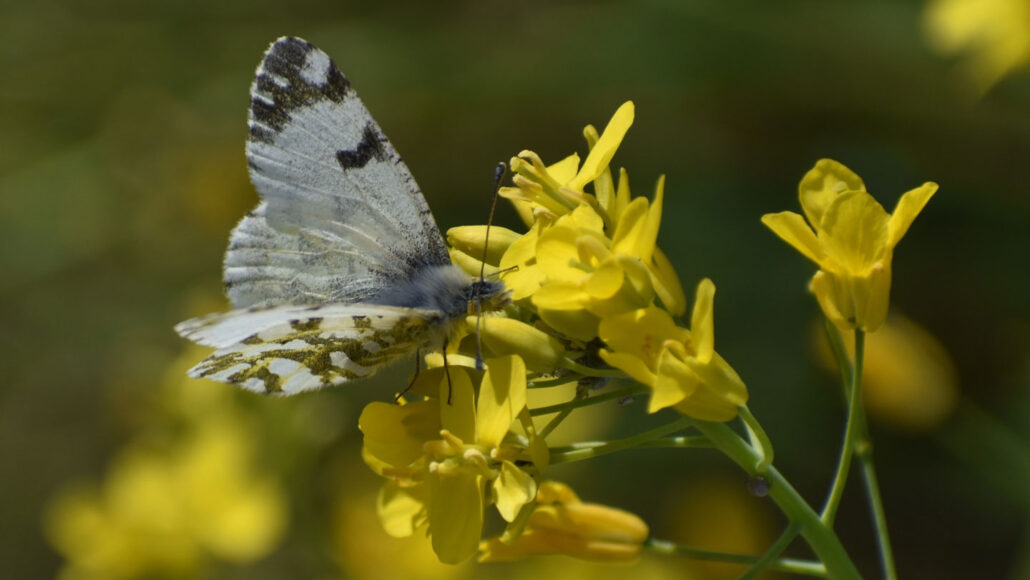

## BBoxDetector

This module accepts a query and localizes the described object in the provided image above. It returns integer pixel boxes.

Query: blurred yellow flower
[44,415,287,580]
[815,314,960,431]
[762,159,937,333]
[598,279,748,421]
[924,0,1030,93]
[479,481,648,563]
[360,355,544,564]
[667,473,778,580]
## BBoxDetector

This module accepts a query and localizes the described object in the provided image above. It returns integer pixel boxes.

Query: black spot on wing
[336,124,388,169]
[248,37,352,143]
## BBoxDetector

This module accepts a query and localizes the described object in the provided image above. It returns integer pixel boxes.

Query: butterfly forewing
[177,304,443,394]
[228,36,450,309]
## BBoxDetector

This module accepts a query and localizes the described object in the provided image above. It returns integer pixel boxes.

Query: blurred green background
[3,0,1029,578]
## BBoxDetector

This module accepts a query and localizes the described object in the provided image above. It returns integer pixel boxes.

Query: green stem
[529,384,647,416]
[739,405,774,471]
[538,407,572,439]
[527,376,579,388]
[644,538,826,577]
[820,330,865,526]
[739,522,803,579]
[691,420,861,579]
[854,400,897,579]
[560,359,628,378]
[549,417,693,464]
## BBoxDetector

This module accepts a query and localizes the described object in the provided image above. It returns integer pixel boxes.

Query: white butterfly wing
[176,304,444,394]
[227,36,451,308]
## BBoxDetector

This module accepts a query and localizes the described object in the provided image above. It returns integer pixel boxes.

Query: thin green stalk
[548,434,710,458]
[820,330,865,526]
[691,420,861,579]
[549,417,693,464]
[560,359,629,378]
[644,538,827,577]
[854,404,897,579]
[538,407,572,438]
[529,384,647,416]
[739,522,803,579]
[739,405,774,471]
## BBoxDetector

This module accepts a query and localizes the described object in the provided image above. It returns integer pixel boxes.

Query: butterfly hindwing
[177,304,444,394]
[228,36,450,309]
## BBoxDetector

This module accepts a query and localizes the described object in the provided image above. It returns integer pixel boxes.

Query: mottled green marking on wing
[190,314,440,394]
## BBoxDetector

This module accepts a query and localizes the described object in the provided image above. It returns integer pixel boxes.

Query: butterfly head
[465,279,510,315]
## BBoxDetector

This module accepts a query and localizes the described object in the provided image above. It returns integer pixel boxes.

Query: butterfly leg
[442,338,453,405]
[394,348,422,403]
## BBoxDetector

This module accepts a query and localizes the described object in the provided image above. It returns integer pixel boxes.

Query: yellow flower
[924,0,1030,93]
[528,205,655,340]
[762,159,937,333]
[503,102,635,225]
[44,415,287,580]
[360,355,544,564]
[598,279,748,421]
[497,102,686,320]
[478,481,648,563]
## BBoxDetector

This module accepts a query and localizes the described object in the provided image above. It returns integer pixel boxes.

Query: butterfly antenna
[476,162,507,370]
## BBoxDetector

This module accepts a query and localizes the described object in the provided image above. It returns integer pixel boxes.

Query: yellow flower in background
[599,279,748,421]
[762,159,937,333]
[44,415,287,580]
[924,0,1030,93]
[814,314,960,431]
[360,355,544,564]
[479,481,648,563]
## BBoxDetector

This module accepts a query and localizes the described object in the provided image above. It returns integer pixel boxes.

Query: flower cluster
[361,101,752,563]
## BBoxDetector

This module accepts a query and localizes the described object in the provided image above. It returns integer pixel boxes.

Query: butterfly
[175,36,509,395]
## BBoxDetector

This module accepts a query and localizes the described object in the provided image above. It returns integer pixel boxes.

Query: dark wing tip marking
[335,123,388,170]
[248,36,352,144]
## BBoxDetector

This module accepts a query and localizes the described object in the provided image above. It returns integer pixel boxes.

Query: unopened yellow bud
[447,226,522,266]
[468,316,566,372]
[478,480,648,563]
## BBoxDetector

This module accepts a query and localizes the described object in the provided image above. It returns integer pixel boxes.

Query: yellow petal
[650,247,687,316]
[610,196,650,258]
[439,368,476,444]
[651,348,694,412]
[359,401,441,468]
[477,355,527,448]
[598,349,657,387]
[548,153,581,185]
[819,191,890,272]
[678,351,748,421]
[798,159,866,228]
[690,278,716,364]
[810,270,851,331]
[887,182,938,248]
[611,168,632,224]
[537,225,587,283]
[568,101,634,191]
[761,211,825,265]
[429,474,484,564]
[537,307,601,343]
[376,482,427,538]
[493,460,537,522]
[598,306,687,368]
